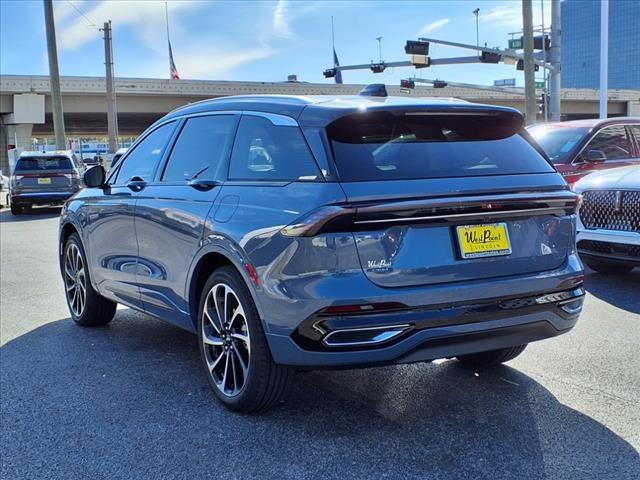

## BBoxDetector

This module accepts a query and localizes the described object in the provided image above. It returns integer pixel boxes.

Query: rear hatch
[12,156,77,192]
[325,109,577,288]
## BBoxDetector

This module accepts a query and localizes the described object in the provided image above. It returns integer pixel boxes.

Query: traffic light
[480,51,502,64]
[370,63,386,73]
[323,68,337,78]
[537,93,550,116]
[516,59,540,72]
[405,40,429,55]
[432,80,448,89]
[520,35,550,51]
[400,79,415,90]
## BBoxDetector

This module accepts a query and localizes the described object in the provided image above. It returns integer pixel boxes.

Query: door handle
[127,176,146,192]
[188,179,219,191]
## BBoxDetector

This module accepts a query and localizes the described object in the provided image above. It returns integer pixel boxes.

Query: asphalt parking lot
[1,207,639,480]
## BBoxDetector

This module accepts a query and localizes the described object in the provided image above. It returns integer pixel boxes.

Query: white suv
[574,165,640,273]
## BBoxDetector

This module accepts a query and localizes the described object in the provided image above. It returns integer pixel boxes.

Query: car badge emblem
[613,191,623,214]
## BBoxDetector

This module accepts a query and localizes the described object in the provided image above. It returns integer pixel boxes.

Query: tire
[63,233,117,326]
[198,266,293,413]
[10,204,22,215]
[456,344,527,368]
[585,259,634,274]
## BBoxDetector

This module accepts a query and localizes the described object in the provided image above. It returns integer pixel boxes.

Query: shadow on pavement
[583,268,640,314]
[2,311,638,480]
[0,206,61,223]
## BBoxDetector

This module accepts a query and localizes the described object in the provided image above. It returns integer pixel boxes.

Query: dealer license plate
[456,223,512,259]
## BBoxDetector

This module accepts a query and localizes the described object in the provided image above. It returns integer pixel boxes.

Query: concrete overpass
[1,74,639,173]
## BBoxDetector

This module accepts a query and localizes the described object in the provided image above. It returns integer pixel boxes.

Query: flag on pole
[169,40,180,80]
[333,48,343,84]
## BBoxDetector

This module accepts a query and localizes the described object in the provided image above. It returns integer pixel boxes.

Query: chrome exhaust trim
[322,324,411,347]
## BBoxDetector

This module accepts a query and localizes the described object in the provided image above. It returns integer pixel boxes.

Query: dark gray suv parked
[59,91,585,412]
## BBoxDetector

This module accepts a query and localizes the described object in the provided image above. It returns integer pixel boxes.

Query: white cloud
[273,0,294,39]
[177,47,276,79]
[58,1,201,52]
[418,18,450,36]
[480,2,551,30]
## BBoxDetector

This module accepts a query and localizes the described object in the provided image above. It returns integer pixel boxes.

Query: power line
[65,0,98,29]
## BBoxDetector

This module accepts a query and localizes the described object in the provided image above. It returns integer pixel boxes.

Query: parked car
[59,91,584,412]
[10,150,83,215]
[573,165,639,273]
[109,147,128,171]
[528,117,640,186]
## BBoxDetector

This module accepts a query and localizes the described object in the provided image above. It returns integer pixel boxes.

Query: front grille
[578,240,640,258]
[579,190,640,232]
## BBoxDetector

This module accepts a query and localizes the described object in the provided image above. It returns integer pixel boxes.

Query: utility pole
[599,0,608,119]
[522,0,537,125]
[43,0,66,150]
[549,0,562,121]
[103,21,119,154]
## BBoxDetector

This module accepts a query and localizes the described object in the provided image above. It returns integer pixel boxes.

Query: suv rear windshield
[326,111,554,181]
[14,156,74,172]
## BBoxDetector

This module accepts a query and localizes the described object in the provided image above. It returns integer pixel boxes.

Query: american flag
[169,40,180,80]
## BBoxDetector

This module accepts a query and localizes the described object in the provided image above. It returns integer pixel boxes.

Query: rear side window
[15,156,73,171]
[327,111,555,181]
[229,115,320,181]
[115,122,175,183]
[163,115,236,181]
[581,125,633,161]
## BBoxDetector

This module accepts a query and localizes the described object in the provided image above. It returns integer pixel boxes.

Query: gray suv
[59,91,584,412]
[10,151,83,214]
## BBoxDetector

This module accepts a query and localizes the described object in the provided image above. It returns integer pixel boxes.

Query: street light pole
[43,0,66,150]
[549,0,562,121]
[375,36,383,62]
[522,0,537,125]
[599,0,609,119]
[473,8,480,55]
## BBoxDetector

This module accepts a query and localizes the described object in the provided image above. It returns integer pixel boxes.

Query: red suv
[528,118,640,186]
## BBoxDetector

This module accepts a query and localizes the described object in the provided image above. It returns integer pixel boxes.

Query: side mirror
[586,149,606,162]
[83,165,106,188]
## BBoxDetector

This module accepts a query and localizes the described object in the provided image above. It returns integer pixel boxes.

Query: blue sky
[0,0,551,86]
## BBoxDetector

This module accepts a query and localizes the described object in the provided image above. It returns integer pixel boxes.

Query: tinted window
[528,126,588,163]
[163,115,236,181]
[115,122,175,183]
[15,156,74,171]
[229,116,320,181]
[583,126,633,161]
[327,112,554,181]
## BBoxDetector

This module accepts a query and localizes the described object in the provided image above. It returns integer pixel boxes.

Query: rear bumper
[10,191,76,206]
[266,286,584,368]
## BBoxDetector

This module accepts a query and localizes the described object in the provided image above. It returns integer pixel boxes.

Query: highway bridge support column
[1,123,33,174]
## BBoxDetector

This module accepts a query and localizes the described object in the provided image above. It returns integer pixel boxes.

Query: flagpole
[331,16,335,63]
[165,2,170,77]
[165,2,170,45]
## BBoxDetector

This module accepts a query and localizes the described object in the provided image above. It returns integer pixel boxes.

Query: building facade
[562,0,640,90]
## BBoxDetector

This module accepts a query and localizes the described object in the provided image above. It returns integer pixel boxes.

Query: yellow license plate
[456,223,512,259]
[37,177,52,184]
